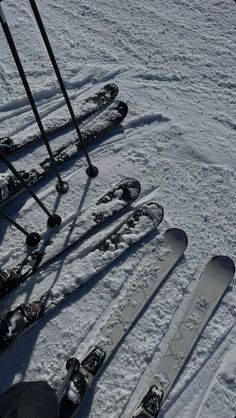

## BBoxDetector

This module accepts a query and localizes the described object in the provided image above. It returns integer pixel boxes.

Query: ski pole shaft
[0,150,61,228]
[29,0,98,178]
[0,209,41,246]
[0,2,68,192]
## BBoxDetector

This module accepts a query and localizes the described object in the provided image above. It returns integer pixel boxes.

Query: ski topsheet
[0,100,128,206]
[130,255,235,418]
[0,201,164,355]
[0,83,119,155]
[59,228,188,417]
[0,178,141,298]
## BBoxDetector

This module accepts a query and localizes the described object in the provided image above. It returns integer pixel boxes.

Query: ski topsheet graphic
[0,178,141,298]
[0,201,164,355]
[0,100,128,206]
[0,83,119,155]
[58,228,188,417]
[130,255,235,418]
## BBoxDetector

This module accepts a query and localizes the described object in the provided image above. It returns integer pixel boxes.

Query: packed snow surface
[0,0,235,417]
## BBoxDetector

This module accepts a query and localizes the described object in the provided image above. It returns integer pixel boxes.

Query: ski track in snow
[0,0,235,417]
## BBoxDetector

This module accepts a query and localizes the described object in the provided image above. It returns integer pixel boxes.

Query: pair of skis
[0,178,164,354]
[0,83,127,206]
[0,177,140,298]
[0,82,119,155]
[56,254,234,417]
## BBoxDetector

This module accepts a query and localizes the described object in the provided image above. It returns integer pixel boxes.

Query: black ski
[0,178,140,298]
[0,100,128,206]
[0,83,119,155]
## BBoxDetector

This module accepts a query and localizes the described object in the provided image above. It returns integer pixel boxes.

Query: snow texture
[0,0,235,417]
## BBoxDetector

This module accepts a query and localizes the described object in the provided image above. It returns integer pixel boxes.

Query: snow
[0,0,235,417]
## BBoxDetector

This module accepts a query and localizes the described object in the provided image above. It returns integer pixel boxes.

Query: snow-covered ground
[0,0,235,417]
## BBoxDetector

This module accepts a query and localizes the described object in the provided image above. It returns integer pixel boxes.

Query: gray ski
[59,228,188,417]
[0,201,163,355]
[131,255,235,418]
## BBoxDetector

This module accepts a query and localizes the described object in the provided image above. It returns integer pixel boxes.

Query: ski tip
[104,82,119,97]
[164,228,188,248]
[120,178,141,202]
[211,255,235,276]
[139,202,164,227]
[116,100,129,119]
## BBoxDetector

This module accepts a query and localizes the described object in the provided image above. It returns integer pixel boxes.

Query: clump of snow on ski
[0,201,163,355]
[1,83,119,155]
[0,178,141,297]
[128,256,235,418]
[59,228,187,416]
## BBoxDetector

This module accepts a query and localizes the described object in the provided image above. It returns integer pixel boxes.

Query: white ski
[59,228,188,417]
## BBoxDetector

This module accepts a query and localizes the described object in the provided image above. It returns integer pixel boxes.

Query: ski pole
[56,358,80,404]
[29,0,98,178]
[0,208,41,246]
[0,149,62,228]
[0,0,68,194]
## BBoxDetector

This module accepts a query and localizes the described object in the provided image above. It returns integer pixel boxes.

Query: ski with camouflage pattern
[0,83,119,155]
[0,100,128,206]
[0,178,140,298]
[129,255,235,418]
[0,200,163,356]
[57,228,188,418]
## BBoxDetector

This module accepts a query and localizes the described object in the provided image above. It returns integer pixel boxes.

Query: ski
[0,100,128,206]
[0,83,119,155]
[58,228,188,417]
[130,255,235,418]
[0,201,164,355]
[0,178,140,298]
